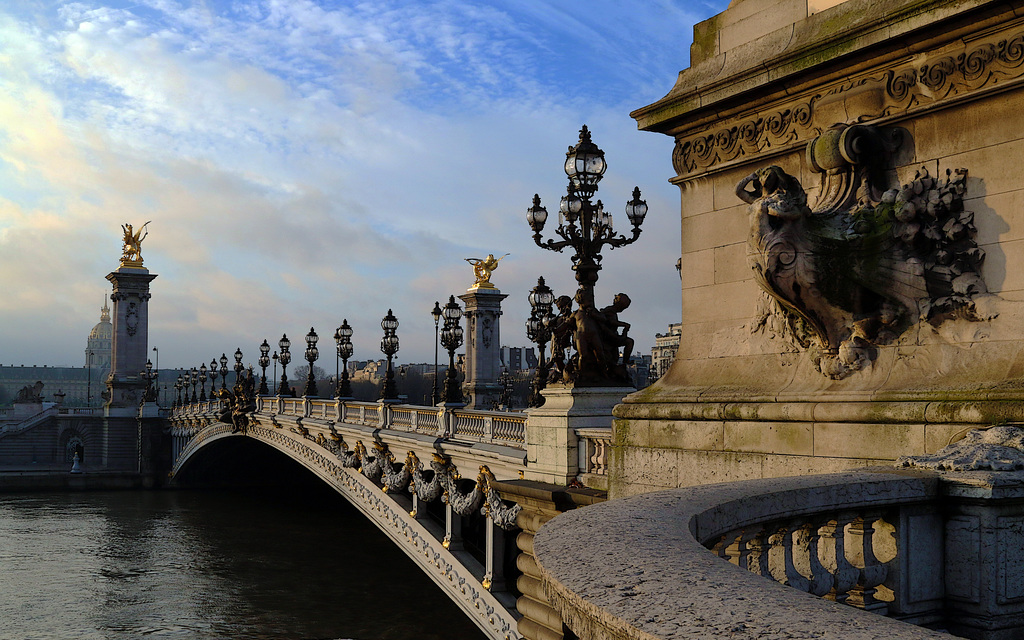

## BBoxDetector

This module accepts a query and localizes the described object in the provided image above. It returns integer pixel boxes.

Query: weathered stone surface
[899,426,1024,471]
[534,470,948,640]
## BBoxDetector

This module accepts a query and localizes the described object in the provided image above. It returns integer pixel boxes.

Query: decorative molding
[673,29,1024,178]
[898,425,1024,471]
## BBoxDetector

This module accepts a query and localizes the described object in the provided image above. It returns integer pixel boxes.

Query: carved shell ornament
[740,124,988,379]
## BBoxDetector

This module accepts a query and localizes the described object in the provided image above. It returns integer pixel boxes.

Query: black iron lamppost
[198,363,208,402]
[440,296,464,404]
[258,340,271,395]
[208,358,219,396]
[526,125,648,306]
[526,276,556,406]
[233,348,244,385]
[430,301,442,405]
[173,375,182,407]
[379,310,400,401]
[498,367,514,411]
[141,359,156,403]
[303,327,320,397]
[334,320,354,399]
[278,335,292,396]
[219,354,229,390]
[189,368,198,403]
[272,351,279,394]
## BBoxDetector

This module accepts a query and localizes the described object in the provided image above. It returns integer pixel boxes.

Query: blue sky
[0,0,725,370]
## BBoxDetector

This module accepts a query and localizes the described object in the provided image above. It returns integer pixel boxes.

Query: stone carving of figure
[121,221,151,264]
[599,293,633,371]
[15,381,44,403]
[465,253,508,287]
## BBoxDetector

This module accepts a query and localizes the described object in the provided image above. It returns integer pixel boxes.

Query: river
[0,485,486,640]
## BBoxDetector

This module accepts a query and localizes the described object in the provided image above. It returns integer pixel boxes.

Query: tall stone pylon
[105,222,156,409]
[460,253,508,410]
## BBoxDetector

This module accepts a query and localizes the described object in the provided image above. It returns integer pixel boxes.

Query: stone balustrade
[533,467,1024,640]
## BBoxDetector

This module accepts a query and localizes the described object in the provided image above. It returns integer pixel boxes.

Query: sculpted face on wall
[739,124,988,379]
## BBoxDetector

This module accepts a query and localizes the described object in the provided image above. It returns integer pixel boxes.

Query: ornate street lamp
[278,334,292,396]
[233,347,244,382]
[526,276,556,406]
[303,327,320,397]
[173,375,182,407]
[141,359,156,403]
[219,354,229,390]
[209,358,219,396]
[334,320,354,399]
[258,340,271,395]
[379,310,400,401]
[189,367,198,403]
[431,301,442,405]
[440,296,464,404]
[272,351,279,394]
[526,125,647,385]
[498,367,514,411]
[198,363,208,402]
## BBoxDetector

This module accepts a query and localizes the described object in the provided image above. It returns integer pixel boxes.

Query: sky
[0,0,725,371]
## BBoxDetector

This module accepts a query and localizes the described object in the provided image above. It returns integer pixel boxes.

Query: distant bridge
[168,397,530,640]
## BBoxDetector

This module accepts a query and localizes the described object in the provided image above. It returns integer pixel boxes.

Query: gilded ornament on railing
[119,221,151,267]
[742,124,990,379]
[464,253,508,290]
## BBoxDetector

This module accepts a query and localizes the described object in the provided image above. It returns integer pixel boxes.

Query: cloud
[0,0,724,370]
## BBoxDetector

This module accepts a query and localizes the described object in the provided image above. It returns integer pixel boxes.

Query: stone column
[525,385,631,486]
[459,288,507,410]
[105,265,157,409]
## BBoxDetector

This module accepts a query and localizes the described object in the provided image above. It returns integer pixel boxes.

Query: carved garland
[674,30,1024,177]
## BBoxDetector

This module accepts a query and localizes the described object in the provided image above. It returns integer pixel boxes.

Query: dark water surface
[0,487,485,640]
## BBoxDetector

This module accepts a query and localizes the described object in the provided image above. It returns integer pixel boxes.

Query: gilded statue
[465,253,508,289]
[120,221,151,266]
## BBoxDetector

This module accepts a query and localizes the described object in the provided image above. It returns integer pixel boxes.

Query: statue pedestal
[459,288,507,410]
[525,385,632,485]
[105,266,156,408]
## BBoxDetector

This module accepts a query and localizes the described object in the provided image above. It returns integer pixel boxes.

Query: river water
[0,486,486,640]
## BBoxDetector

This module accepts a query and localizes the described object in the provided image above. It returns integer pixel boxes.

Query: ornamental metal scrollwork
[742,124,989,379]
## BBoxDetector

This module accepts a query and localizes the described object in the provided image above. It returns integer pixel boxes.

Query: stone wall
[614,0,1024,497]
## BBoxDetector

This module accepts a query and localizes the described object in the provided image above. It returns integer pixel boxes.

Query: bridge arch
[168,412,523,640]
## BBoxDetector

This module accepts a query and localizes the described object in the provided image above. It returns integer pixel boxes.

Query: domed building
[85,300,112,372]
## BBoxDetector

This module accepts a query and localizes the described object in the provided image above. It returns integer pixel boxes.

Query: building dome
[85,300,113,370]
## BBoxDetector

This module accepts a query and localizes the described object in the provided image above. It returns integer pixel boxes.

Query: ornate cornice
[672,29,1024,179]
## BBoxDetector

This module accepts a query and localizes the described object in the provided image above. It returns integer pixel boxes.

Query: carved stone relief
[674,30,1024,178]
[741,124,988,379]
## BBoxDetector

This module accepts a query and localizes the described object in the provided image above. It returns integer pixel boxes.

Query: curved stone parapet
[533,470,954,640]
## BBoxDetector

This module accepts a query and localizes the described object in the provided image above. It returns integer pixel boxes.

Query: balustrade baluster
[745,529,770,577]
[844,512,890,613]
[793,521,834,597]
[819,513,860,603]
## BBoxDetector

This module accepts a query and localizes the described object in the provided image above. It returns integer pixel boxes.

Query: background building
[651,323,680,382]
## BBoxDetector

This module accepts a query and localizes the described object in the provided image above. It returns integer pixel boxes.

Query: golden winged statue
[120,221,151,267]
[465,253,509,289]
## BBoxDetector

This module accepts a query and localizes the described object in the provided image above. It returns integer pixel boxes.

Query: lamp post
[209,358,219,397]
[499,367,514,411]
[141,359,156,403]
[379,310,400,401]
[258,340,271,395]
[431,301,442,405]
[526,276,555,407]
[86,349,95,408]
[219,354,229,390]
[272,351,279,394]
[233,348,243,386]
[440,296,464,404]
[189,368,198,403]
[303,327,320,397]
[198,363,208,402]
[152,346,159,397]
[278,335,292,397]
[174,375,182,407]
[526,125,647,384]
[334,320,354,399]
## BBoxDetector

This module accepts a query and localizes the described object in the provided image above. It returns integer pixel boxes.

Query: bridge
[167,394,609,640]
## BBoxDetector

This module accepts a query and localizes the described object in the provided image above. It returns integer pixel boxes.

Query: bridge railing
[248,397,526,448]
[534,466,1024,640]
